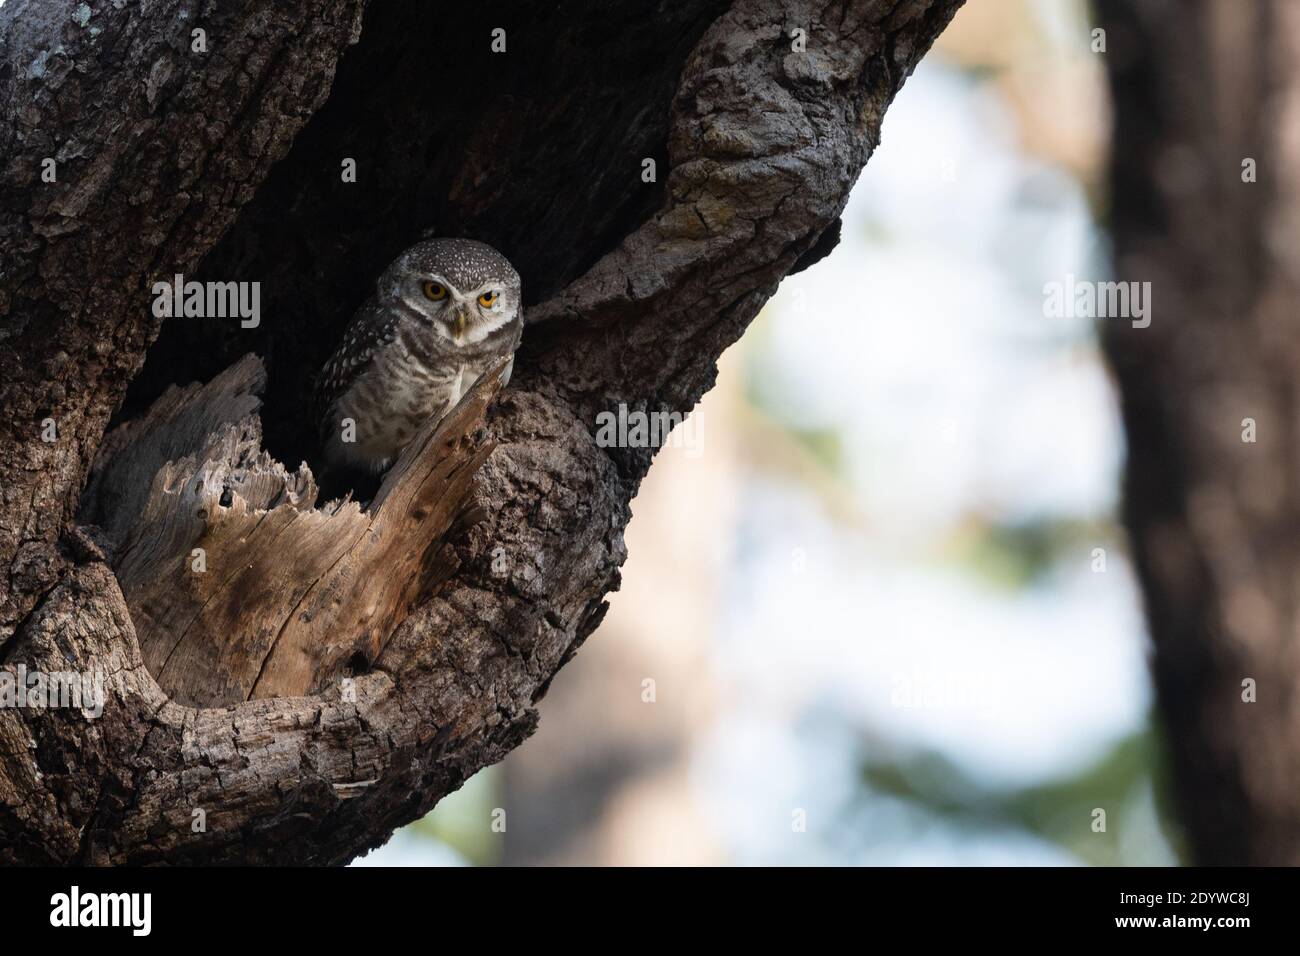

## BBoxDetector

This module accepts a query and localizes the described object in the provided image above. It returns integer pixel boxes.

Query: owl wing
[313,296,396,433]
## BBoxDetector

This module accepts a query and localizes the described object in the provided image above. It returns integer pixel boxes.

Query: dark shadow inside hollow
[117,0,729,484]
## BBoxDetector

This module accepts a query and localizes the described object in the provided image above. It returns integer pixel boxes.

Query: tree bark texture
[1099,0,1300,864]
[0,0,962,864]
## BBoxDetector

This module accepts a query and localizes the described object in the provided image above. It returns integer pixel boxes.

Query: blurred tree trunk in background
[1099,0,1300,864]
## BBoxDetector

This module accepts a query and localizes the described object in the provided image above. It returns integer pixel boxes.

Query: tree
[1099,0,1300,864]
[0,0,963,864]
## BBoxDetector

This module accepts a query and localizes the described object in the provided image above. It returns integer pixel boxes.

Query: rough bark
[1099,0,1300,864]
[0,0,962,864]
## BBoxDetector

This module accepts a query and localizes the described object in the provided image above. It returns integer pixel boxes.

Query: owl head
[379,237,522,346]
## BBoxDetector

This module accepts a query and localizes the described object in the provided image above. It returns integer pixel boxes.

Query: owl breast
[322,339,493,474]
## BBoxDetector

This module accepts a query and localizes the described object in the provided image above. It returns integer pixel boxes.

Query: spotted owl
[316,238,523,474]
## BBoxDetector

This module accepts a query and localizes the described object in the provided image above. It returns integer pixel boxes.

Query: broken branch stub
[80,355,504,708]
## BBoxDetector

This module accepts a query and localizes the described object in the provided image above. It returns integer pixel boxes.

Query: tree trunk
[1099,0,1300,864]
[0,0,963,864]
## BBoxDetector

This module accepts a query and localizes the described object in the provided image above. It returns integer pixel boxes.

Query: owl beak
[452,311,468,341]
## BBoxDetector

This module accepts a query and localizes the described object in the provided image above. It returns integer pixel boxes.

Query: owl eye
[422,281,448,301]
[478,291,499,308]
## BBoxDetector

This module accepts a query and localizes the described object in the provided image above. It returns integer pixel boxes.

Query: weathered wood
[80,356,503,708]
[0,0,367,635]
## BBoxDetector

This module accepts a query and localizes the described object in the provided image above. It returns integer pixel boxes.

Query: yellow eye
[478,291,499,308]
[422,281,447,301]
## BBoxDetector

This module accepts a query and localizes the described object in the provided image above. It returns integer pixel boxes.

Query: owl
[316,238,523,474]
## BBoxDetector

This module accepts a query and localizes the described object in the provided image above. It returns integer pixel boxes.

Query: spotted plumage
[316,238,523,474]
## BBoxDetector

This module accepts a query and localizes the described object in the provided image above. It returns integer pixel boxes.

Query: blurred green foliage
[946,517,1115,590]
[855,717,1185,865]
[406,766,503,867]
